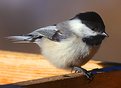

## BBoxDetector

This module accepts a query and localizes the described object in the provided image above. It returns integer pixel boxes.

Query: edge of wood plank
[1,70,121,88]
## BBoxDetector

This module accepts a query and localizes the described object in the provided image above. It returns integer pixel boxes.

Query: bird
[8,12,108,79]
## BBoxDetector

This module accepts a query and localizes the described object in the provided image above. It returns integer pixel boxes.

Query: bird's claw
[72,66,93,80]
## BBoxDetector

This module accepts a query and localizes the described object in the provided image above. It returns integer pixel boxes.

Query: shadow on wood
[1,71,121,88]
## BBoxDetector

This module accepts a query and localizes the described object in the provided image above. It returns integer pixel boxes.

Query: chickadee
[8,12,108,78]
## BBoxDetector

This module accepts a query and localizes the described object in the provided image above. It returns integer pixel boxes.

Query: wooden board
[11,71,121,88]
[0,50,103,85]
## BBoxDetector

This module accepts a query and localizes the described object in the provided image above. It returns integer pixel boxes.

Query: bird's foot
[72,66,93,80]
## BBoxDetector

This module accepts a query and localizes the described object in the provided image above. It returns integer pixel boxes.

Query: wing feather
[8,23,73,43]
[30,26,58,39]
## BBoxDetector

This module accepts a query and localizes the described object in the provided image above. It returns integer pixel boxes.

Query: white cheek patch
[69,19,98,37]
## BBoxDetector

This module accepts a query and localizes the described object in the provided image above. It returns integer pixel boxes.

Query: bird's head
[69,12,108,45]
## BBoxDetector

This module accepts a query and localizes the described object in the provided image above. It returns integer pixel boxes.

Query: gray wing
[30,26,58,39]
[29,24,73,42]
[8,23,73,43]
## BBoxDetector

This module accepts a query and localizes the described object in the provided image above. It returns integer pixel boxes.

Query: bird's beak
[102,32,109,37]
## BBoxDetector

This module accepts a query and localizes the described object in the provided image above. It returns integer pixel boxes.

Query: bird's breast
[40,37,99,69]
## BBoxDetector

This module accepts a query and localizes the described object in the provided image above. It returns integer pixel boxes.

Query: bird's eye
[92,27,98,31]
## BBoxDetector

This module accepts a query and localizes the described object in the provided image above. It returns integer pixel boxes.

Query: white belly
[38,37,99,69]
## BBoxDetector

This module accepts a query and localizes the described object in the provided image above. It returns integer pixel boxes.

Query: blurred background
[0,0,121,63]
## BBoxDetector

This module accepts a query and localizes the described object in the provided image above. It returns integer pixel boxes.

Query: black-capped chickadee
[8,12,108,78]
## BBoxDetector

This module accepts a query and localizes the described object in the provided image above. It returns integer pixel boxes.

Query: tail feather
[7,35,33,43]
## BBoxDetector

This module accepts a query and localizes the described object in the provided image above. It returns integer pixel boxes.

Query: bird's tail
[7,35,37,43]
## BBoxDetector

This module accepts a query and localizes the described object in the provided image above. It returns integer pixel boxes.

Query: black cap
[73,12,105,33]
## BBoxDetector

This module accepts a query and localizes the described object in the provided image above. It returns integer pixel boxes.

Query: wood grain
[0,50,103,85]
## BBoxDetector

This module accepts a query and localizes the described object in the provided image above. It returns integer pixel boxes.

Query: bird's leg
[72,66,93,79]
